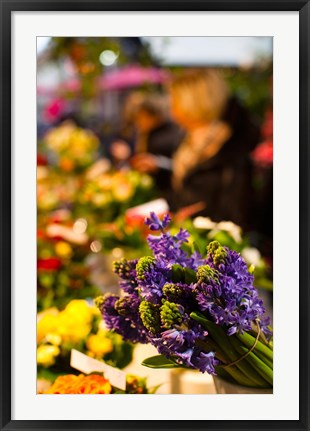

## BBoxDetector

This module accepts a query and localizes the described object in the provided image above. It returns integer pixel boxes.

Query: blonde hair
[169,69,230,123]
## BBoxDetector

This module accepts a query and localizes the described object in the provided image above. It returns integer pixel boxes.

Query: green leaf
[171,265,197,284]
[142,355,182,369]
[181,243,192,255]
[148,383,162,394]
[190,311,210,326]
[171,264,185,283]
[192,240,202,255]
[254,278,273,291]
[183,268,197,284]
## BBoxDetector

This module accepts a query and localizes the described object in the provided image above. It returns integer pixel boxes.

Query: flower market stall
[36,36,273,395]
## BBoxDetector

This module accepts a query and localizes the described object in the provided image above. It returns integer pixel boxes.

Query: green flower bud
[139,300,161,334]
[136,256,155,280]
[207,240,221,255]
[113,258,131,277]
[163,283,183,301]
[160,301,183,329]
[213,247,228,265]
[115,297,130,317]
[197,265,220,284]
[207,241,228,265]
[94,295,105,311]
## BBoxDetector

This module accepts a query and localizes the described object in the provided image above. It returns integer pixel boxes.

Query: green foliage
[142,355,183,369]
[102,331,134,369]
[171,264,197,284]
[224,65,272,121]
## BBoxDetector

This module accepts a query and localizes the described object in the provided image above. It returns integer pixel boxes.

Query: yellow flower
[64,300,94,323]
[57,315,91,344]
[92,192,111,207]
[54,241,73,258]
[98,174,114,190]
[37,344,60,367]
[37,300,99,346]
[112,181,134,202]
[56,300,94,343]
[37,314,58,342]
[86,334,113,357]
[44,122,99,167]
[45,333,62,346]
[140,174,153,188]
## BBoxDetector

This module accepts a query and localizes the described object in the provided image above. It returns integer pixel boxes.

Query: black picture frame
[1,1,309,430]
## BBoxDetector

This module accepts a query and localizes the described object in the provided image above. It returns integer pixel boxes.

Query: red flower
[251,139,273,168]
[37,153,48,166]
[37,229,45,239]
[37,257,62,271]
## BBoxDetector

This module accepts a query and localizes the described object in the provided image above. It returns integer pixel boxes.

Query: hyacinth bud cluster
[96,212,272,378]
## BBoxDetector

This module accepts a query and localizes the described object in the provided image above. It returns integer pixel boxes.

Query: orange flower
[59,158,75,172]
[45,374,112,394]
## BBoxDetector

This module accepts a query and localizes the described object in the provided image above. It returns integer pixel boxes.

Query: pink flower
[43,98,66,123]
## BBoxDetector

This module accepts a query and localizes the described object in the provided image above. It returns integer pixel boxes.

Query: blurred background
[37,37,273,394]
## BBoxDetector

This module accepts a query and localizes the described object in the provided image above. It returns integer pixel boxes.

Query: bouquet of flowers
[37,300,134,381]
[44,372,157,394]
[96,213,273,389]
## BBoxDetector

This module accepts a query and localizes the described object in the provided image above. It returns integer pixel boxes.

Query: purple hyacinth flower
[192,350,218,374]
[145,212,171,231]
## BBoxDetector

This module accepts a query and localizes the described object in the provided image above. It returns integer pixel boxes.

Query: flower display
[37,223,100,311]
[96,213,273,389]
[37,166,79,212]
[37,128,156,312]
[44,372,155,394]
[37,300,134,380]
[44,121,100,171]
[77,170,154,220]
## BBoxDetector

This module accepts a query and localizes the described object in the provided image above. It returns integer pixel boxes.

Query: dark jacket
[146,121,184,197]
[147,120,184,158]
[170,98,260,232]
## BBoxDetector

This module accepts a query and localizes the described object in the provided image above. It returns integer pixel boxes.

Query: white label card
[70,349,127,391]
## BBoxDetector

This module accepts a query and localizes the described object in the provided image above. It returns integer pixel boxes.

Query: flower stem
[253,350,273,370]
[229,338,273,386]
[236,331,273,363]
[191,312,271,388]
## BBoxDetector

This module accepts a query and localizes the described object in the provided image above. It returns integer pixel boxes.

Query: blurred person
[130,94,184,197]
[168,69,260,231]
[108,92,146,168]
